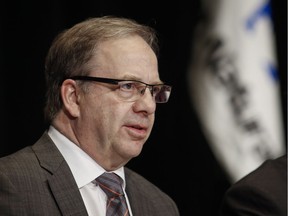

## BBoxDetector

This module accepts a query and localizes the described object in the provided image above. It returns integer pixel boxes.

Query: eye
[152,85,162,94]
[119,82,136,91]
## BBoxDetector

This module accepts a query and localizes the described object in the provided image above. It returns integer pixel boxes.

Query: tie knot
[96,172,124,199]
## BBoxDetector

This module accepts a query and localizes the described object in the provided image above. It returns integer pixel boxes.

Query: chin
[128,144,144,157]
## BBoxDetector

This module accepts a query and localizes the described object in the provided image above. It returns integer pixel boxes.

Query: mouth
[124,124,148,139]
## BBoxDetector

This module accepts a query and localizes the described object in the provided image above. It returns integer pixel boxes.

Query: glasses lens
[118,81,171,103]
[155,85,171,103]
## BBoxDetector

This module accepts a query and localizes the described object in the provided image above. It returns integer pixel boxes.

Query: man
[0,16,179,216]
[220,154,287,216]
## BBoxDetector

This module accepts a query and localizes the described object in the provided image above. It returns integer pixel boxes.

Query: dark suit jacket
[220,154,287,216]
[0,132,179,216]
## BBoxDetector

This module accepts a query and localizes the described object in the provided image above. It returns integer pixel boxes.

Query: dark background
[1,1,286,215]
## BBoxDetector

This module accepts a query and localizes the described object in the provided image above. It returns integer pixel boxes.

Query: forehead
[90,35,160,83]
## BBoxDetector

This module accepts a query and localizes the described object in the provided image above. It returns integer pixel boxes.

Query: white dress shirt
[48,126,133,216]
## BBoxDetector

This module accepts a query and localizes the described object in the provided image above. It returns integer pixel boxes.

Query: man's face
[76,35,160,170]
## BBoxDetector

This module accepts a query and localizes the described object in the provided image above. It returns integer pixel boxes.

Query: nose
[146,85,155,96]
[140,85,154,96]
[133,88,156,115]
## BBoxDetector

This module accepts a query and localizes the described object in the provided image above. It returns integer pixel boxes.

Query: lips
[130,124,145,130]
[124,124,148,139]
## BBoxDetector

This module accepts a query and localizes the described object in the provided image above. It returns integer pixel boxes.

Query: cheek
[84,91,132,129]
[149,115,155,130]
[95,99,127,125]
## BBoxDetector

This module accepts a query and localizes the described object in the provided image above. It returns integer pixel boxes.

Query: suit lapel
[33,132,88,216]
[48,161,89,216]
[124,168,147,216]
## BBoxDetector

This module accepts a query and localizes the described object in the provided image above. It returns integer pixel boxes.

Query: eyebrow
[121,74,164,85]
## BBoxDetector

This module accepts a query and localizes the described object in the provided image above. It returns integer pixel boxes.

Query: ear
[61,79,80,118]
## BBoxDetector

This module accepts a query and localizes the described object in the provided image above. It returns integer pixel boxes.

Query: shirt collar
[48,125,126,189]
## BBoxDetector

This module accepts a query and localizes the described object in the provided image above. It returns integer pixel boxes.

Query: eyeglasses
[69,76,172,103]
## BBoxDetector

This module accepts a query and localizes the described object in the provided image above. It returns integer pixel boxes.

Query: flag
[187,0,285,182]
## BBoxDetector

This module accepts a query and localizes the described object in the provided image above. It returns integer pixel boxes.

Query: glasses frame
[68,75,172,103]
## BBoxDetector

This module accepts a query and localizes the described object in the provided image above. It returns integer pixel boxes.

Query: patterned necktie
[96,172,130,216]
